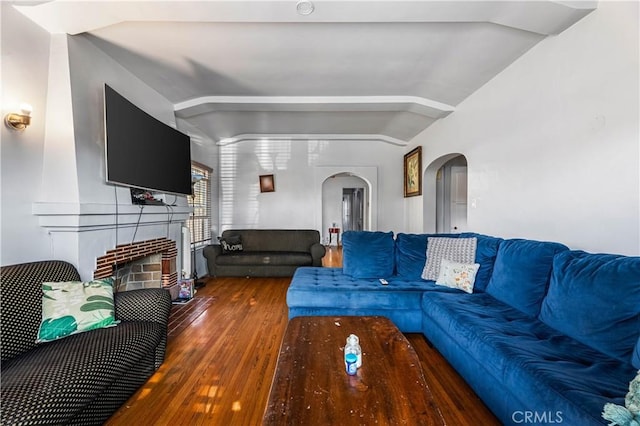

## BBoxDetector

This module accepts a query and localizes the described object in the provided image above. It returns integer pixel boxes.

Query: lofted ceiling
[15,0,597,146]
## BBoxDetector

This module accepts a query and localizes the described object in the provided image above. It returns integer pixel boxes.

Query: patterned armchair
[1,260,172,425]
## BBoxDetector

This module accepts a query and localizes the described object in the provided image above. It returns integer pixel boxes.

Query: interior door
[342,188,364,232]
[449,166,468,233]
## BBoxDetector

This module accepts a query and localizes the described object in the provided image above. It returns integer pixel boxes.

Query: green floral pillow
[37,278,119,343]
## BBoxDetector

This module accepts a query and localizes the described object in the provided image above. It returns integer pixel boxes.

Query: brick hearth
[94,237,178,289]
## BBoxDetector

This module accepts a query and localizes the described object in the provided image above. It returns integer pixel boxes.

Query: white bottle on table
[344,334,362,368]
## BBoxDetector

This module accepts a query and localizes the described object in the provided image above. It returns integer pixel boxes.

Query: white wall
[4,1,637,270]
[219,139,402,235]
[1,3,53,265]
[67,35,180,204]
[406,1,639,255]
[0,9,218,278]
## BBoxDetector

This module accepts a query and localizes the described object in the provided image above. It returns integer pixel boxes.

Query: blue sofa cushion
[633,338,640,369]
[486,239,568,317]
[422,292,636,425]
[287,267,448,332]
[395,233,460,279]
[342,231,394,278]
[394,233,501,290]
[539,250,640,363]
[287,267,452,311]
[460,233,503,292]
[631,338,640,370]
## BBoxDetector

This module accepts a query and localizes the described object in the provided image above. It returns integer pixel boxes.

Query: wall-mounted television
[104,84,192,196]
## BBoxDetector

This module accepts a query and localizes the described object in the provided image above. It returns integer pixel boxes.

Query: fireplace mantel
[32,202,191,232]
[31,202,193,281]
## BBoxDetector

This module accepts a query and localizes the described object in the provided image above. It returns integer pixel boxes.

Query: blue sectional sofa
[286,231,640,426]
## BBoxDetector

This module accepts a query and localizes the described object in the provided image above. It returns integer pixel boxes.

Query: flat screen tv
[104,84,192,196]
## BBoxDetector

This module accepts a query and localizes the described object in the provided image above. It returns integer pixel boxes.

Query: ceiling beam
[15,1,596,36]
[174,95,455,120]
[216,133,409,146]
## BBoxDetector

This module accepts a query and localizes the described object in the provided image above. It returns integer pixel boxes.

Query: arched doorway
[423,154,468,234]
[321,173,370,245]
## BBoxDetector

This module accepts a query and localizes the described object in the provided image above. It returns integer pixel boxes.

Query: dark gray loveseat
[1,260,172,425]
[203,229,325,277]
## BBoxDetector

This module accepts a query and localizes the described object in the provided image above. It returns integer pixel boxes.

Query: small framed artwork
[259,174,275,193]
[404,146,422,197]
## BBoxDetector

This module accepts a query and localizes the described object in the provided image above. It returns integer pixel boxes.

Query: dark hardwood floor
[105,247,499,425]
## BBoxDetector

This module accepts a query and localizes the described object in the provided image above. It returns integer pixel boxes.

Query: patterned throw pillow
[219,235,243,253]
[421,237,477,281]
[435,259,480,293]
[37,278,119,343]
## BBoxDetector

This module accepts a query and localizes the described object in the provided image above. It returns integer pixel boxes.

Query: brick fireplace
[94,237,178,291]
[33,199,191,283]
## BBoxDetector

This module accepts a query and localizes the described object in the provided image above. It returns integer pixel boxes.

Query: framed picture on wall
[404,146,422,197]
[259,174,275,193]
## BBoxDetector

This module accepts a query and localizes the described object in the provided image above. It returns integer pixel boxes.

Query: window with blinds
[188,162,212,247]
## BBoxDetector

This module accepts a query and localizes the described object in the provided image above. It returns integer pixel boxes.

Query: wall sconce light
[5,103,32,131]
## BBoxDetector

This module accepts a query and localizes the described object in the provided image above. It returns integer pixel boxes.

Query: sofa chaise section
[422,290,636,425]
[287,267,431,332]
[287,231,502,333]
[421,239,640,425]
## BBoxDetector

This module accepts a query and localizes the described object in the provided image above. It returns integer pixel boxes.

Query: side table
[328,227,340,246]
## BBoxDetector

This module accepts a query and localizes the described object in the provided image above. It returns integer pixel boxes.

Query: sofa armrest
[310,243,326,266]
[203,244,223,276]
[114,288,172,369]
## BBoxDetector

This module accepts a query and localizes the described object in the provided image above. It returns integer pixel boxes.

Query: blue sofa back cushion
[633,338,640,369]
[394,232,501,290]
[342,231,395,279]
[486,239,569,317]
[460,233,503,292]
[539,250,640,363]
[395,233,460,280]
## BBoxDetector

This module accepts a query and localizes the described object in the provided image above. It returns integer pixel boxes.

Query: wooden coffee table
[263,316,445,425]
